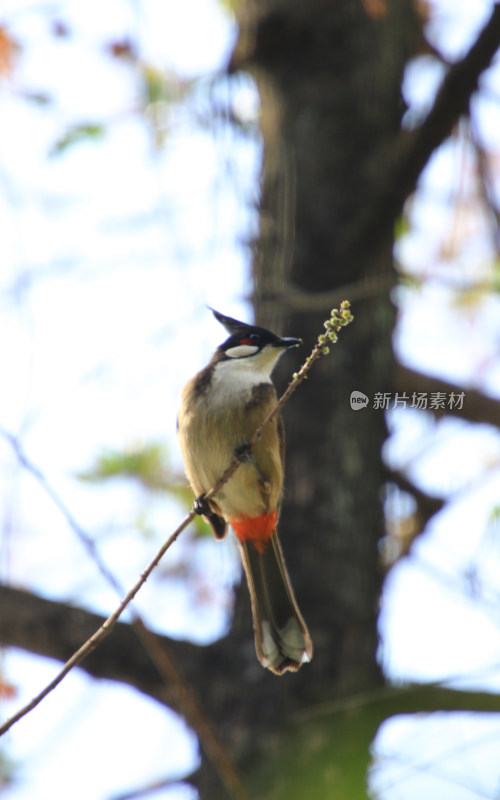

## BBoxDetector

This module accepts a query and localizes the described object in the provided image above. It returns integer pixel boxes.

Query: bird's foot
[234,441,253,462]
[193,495,211,516]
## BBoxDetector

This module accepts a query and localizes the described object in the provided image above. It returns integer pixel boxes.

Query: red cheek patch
[231,512,277,553]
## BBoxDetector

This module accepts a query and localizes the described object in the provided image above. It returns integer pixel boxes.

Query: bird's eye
[239,334,260,345]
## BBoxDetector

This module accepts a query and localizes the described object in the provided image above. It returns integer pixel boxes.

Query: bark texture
[230,0,417,702]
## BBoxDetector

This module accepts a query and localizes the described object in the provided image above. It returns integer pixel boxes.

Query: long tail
[237,532,313,675]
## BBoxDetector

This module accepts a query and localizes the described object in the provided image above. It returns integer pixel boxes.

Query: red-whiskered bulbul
[177,308,313,675]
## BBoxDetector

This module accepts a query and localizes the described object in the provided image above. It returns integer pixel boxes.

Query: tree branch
[386,467,445,523]
[347,2,500,255]
[6,585,500,730]
[297,678,500,722]
[270,3,500,313]
[397,364,500,429]
[0,435,251,800]
[0,584,198,703]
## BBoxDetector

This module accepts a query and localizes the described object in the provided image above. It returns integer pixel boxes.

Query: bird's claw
[193,495,211,516]
[234,441,252,461]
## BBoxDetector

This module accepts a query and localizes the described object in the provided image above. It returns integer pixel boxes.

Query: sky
[1,1,500,799]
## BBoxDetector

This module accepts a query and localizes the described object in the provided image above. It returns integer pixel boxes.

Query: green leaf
[77,442,173,491]
[77,442,220,537]
[50,123,106,156]
[394,214,410,240]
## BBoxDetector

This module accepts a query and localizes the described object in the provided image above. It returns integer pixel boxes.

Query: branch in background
[470,116,500,256]
[347,2,500,255]
[0,426,127,597]
[0,583,252,799]
[233,9,500,322]
[386,467,445,523]
[379,467,445,569]
[397,365,500,429]
[111,772,200,800]
[273,273,394,312]
[0,429,249,800]
[269,269,500,313]
[0,584,194,700]
[6,585,500,760]
[296,677,500,723]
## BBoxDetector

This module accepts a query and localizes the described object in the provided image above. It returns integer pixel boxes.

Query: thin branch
[110,774,197,800]
[0,427,126,597]
[346,2,500,256]
[0,511,192,735]
[0,305,353,746]
[130,618,249,800]
[470,116,500,256]
[0,430,250,800]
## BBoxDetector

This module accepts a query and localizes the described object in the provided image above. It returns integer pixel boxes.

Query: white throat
[210,346,284,406]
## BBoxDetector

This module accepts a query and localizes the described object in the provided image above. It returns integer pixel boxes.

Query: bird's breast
[178,367,282,519]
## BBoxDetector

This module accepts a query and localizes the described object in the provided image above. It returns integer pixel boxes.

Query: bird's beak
[273,337,302,349]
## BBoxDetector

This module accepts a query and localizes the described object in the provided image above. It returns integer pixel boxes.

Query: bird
[177,308,313,675]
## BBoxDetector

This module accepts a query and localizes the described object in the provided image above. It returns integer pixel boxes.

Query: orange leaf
[0,26,18,78]
[0,677,17,700]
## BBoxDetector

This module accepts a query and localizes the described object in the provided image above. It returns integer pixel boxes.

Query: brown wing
[277,412,285,469]
[243,383,284,515]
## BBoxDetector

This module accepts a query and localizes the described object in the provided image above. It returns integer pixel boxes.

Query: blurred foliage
[489,503,500,526]
[0,749,15,791]
[139,64,190,148]
[77,442,209,536]
[21,90,52,105]
[78,442,173,490]
[394,214,410,240]
[50,123,106,156]
[0,25,19,77]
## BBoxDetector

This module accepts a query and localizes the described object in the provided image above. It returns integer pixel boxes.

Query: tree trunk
[231,0,417,700]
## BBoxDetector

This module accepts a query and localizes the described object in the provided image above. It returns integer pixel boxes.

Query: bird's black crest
[208,307,302,357]
[209,308,276,346]
[210,308,253,336]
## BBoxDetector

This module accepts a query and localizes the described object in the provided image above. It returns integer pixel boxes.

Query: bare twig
[0,428,126,597]
[0,432,249,800]
[0,304,353,781]
[0,509,192,734]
